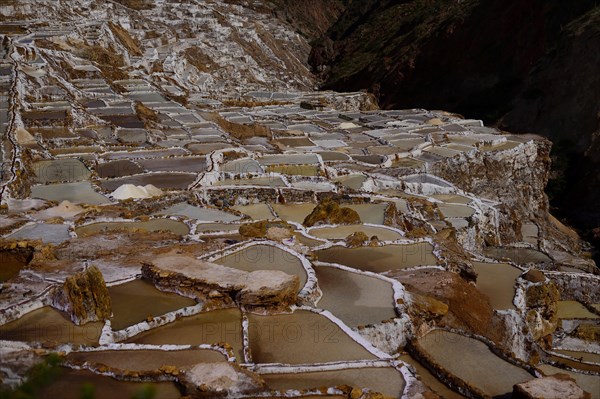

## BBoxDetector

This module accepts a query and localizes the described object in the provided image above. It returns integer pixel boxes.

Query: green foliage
[0,353,63,399]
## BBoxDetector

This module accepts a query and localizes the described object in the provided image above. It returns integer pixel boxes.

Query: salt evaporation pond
[555,350,600,364]
[137,156,207,173]
[431,194,472,204]
[215,244,307,288]
[158,202,241,222]
[315,242,437,273]
[271,203,316,224]
[538,364,600,399]
[214,176,287,187]
[247,310,377,364]
[0,307,103,345]
[344,203,388,225]
[556,301,599,319]
[66,348,226,371]
[0,251,28,282]
[483,246,552,264]
[95,159,144,178]
[221,158,262,174]
[399,354,465,399]
[265,164,320,176]
[315,266,396,327]
[75,219,189,237]
[231,203,275,220]
[438,203,475,219]
[271,202,388,225]
[100,172,197,191]
[38,369,181,399]
[418,330,533,397]
[262,367,405,398]
[195,223,241,233]
[31,182,109,205]
[33,159,91,183]
[334,174,366,190]
[309,224,402,241]
[128,308,244,361]
[109,279,196,330]
[472,261,521,310]
[6,223,71,245]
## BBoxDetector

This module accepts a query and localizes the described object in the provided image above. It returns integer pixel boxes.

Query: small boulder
[513,374,591,399]
[522,269,546,283]
[345,231,369,248]
[303,198,361,227]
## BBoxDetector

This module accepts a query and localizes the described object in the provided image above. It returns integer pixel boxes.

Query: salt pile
[111,184,163,200]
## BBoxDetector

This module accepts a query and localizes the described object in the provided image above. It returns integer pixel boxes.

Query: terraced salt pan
[128,308,244,361]
[37,369,181,399]
[334,174,366,190]
[483,246,552,264]
[75,219,189,237]
[318,151,350,161]
[231,204,275,220]
[431,194,472,204]
[31,182,109,205]
[33,201,83,220]
[262,367,405,398]
[109,279,196,331]
[100,172,197,191]
[247,310,377,364]
[271,203,316,224]
[315,266,396,327]
[345,203,388,224]
[66,348,226,371]
[265,164,320,176]
[0,251,28,282]
[32,159,91,183]
[538,364,600,399]
[214,177,287,188]
[195,223,241,233]
[399,354,465,399]
[472,261,521,310]
[309,225,402,241]
[215,244,307,288]
[136,156,207,172]
[554,350,600,364]
[418,330,532,397]
[438,203,475,219]
[6,223,71,245]
[557,301,599,319]
[0,307,103,345]
[259,154,320,165]
[158,202,241,222]
[221,158,262,174]
[316,242,437,273]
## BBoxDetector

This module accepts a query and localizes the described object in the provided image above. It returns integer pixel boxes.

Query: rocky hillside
[310,0,600,256]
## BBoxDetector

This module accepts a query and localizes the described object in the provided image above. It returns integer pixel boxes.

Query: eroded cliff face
[310,1,600,256]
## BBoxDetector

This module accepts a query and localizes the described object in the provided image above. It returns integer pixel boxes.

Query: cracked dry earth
[0,1,599,398]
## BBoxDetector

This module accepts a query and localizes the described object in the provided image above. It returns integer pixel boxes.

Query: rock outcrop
[513,374,591,399]
[50,265,112,325]
[239,220,294,241]
[303,198,361,227]
[523,275,560,342]
[141,255,299,310]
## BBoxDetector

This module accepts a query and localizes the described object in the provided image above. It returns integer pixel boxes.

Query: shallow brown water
[128,308,244,361]
[315,242,437,273]
[0,307,102,345]
[247,310,376,364]
[109,279,196,330]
